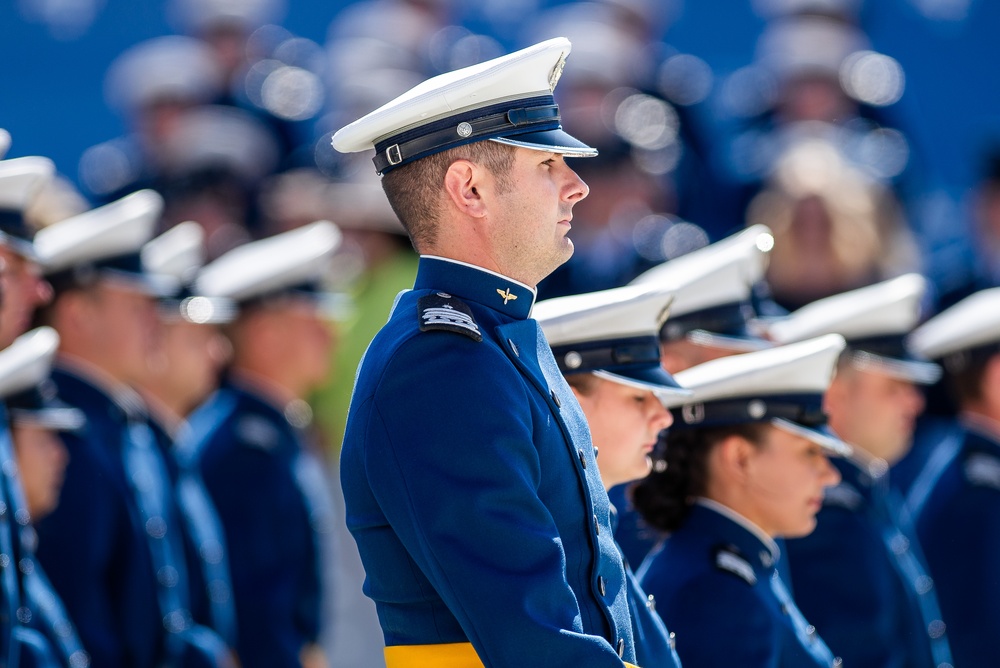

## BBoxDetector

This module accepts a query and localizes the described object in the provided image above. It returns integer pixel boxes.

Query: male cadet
[31,190,233,668]
[0,153,91,668]
[192,221,340,668]
[0,327,88,668]
[332,38,641,667]
[138,222,239,655]
[905,288,1000,667]
[612,225,774,567]
[766,274,953,668]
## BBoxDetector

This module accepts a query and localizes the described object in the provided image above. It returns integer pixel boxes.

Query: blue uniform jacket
[341,256,637,667]
[196,379,328,668]
[915,423,1000,667]
[638,501,838,668]
[34,367,165,668]
[784,457,951,668]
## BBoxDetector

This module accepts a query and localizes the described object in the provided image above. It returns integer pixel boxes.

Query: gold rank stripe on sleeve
[384,642,484,667]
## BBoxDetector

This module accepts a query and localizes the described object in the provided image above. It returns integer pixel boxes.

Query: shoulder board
[964,452,1000,491]
[714,546,757,585]
[236,414,281,451]
[418,292,482,342]
[822,482,864,511]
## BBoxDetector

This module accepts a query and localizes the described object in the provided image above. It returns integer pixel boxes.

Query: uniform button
[594,514,600,535]
[598,576,606,596]
[14,508,29,526]
[890,534,910,555]
[617,638,625,657]
[18,558,33,575]
[805,625,816,642]
[146,516,168,539]
[550,390,561,407]
[668,632,676,650]
[833,658,843,667]
[68,650,91,668]
[915,575,934,594]
[16,606,31,624]
[928,619,946,639]
[200,539,224,565]
[646,594,656,612]
[0,553,10,569]
[507,339,519,357]
[157,565,179,588]
[578,449,587,469]
[780,604,789,615]
[0,501,7,516]
[593,446,599,459]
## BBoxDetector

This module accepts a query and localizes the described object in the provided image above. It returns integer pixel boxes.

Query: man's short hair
[380,140,516,251]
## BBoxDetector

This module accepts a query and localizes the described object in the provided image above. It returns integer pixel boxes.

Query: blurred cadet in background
[611,225,775,568]
[767,274,953,668]
[138,222,239,654]
[633,335,848,668]
[32,190,234,668]
[905,288,1000,667]
[193,222,340,668]
[535,283,687,668]
[1,327,89,668]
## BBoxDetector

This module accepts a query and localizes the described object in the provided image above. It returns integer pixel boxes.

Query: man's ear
[443,159,487,218]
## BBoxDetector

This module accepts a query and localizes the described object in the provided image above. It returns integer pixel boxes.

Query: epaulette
[964,452,1000,491]
[236,414,281,451]
[418,292,482,342]
[714,546,757,585]
[822,482,864,511]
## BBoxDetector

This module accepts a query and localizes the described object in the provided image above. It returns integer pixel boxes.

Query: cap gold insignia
[548,52,567,92]
[497,288,518,305]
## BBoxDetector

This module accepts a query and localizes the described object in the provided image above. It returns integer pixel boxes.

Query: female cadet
[533,284,689,668]
[631,334,848,668]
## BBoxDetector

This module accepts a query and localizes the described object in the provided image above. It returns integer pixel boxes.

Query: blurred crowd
[1,0,999,667]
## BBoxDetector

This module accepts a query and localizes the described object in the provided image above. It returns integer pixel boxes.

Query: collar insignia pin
[497,288,517,305]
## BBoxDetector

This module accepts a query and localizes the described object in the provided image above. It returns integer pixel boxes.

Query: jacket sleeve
[361,334,628,667]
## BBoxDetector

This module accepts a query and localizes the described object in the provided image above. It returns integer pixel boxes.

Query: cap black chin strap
[373,95,561,174]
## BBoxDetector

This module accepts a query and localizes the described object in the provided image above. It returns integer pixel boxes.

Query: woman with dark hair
[534,284,691,668]
[632,334,849,668]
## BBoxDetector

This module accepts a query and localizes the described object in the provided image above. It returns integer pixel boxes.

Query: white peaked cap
[670,333,846,407]
[0,156,55,210]
[631,225,773,317]
[35,189,163,273]
[142,221,205,283]
[0,130,10,160]
[534,284,674,345]
[768,274,927,343]
[0,327,59,399]
[908,287,1000,361]
[105,36,223,114]
[195,221,341,302]
[332,37,596,174]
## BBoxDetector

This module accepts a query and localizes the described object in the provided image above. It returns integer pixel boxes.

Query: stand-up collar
[415,256,536,320]
[694,497,781,571]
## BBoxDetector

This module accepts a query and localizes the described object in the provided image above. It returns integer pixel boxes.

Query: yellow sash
[384,642,639,668]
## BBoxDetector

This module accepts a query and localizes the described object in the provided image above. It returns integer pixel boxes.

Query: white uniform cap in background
[141,221,205,284]
[908,288,1000,362]
[0,156,56,211]
[631,225,773,349]
[0,130,10,160]
[195,220,342,304]
[0,327,85,431]
[168,0,286,33]
[668,333,850,455]
[35,190,172,297]
[104,36,223,115]
[535,284,689,401]
[332,37,597,174]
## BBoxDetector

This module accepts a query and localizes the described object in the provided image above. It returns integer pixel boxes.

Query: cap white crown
[908,287,1000,360]
[0,156,55,211]
[0,130,10,160]
[666,334,846,408]
[534,284,674,345]
[631,225,773,317]
[767,273,927,344]
[195,220,341,302]
[142,221,205,283]
[0,327,59,400]
[333,37,573,153]
[35,190,163,273]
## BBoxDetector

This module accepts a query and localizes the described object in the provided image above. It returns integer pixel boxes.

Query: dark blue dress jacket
[915,421,1000,668]
[785,457,952,668]
[341,257,637,666]
[638,501,838,668]
[196,379,329,668]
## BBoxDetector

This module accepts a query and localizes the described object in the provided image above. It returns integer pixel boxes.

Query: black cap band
[670,392,828,430]
[660,301,757,342]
